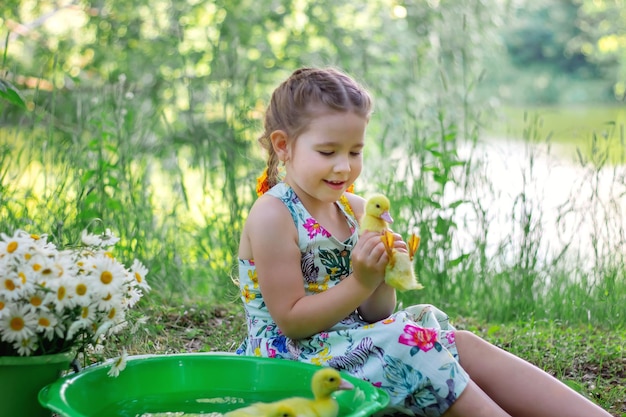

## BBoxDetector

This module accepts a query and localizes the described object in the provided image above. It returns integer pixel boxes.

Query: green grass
[457,317,626,416]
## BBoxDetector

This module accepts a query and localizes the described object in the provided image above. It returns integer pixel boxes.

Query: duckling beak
[339,379,354,390]
[381,211,394,224]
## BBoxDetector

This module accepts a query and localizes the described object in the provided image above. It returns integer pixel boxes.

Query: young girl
[236,67,611,417]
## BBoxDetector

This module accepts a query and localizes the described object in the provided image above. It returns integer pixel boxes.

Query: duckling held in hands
[381,229,424,291]
[223,368,353,417]
[361,194,424,291]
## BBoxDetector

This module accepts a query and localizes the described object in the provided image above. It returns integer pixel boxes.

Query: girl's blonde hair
[256,67,373,196]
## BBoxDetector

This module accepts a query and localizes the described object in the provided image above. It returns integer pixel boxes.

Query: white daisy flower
[0,274,23,301]
[0,230,33,259]
[125,285,142,308]
[107,308,129,335]
[52,253,78,280]
[43,276,77,313]
[88,254,126,295]
[28,234,57,257]
[81,229,120,248]
[66,274,95,306]
[100,229,121,247]
[26,252,61,288]
[12,263,36,295]
[129,259,150,291]
[0,257,26,300]
[35,309,59,340]
[96,291,124,312]
[24,291,47,313]
[66,304,97,340]
[80,303,97,323]
[80,230,102,246]
[0,305,37,343]
[103,302,126,324]
[98,294,126,333]
[107,348,128,378]
[13,336,38,356]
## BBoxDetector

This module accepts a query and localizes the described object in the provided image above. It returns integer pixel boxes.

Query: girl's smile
[325,180,348,190]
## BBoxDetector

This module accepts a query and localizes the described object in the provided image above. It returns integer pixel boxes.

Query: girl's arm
[241,195,389,340]
[358,281,397,322]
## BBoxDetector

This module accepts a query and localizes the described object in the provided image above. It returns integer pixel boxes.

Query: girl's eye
[318,151,333,156]
[350,152,362,156]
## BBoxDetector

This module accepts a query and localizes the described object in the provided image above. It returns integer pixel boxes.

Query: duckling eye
[375,204,380,208]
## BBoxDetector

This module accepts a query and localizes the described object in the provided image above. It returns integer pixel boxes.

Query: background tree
[572,0,626,100]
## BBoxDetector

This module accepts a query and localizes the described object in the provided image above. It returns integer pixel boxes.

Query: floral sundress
[236,182,470,416]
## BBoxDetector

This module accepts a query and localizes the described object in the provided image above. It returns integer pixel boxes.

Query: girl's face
[283,110,367,206]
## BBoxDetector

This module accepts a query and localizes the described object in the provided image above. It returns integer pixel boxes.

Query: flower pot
[0,352,73,417]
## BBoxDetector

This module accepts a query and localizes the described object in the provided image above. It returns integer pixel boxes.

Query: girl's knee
[454,329,479,346]
[454,330,487,358]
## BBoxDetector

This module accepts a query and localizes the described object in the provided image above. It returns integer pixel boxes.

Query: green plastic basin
[39,353,389,417]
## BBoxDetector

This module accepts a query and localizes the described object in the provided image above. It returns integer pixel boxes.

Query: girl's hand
[351,231,389,289]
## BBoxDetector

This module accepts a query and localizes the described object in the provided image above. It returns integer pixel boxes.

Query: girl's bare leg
[443,380,511,417]
[454,330,612,417]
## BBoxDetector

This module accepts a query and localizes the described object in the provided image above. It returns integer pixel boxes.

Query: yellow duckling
[224,368,353,417]
[275,367,353,417]
[360,194,424,291]
[360,194,394,233]
[381,229,423,291]
[224,402,299,417]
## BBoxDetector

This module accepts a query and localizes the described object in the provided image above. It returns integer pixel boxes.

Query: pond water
[451,136,626,271]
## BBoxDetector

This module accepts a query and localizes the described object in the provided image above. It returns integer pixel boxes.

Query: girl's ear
[270,130,289,162]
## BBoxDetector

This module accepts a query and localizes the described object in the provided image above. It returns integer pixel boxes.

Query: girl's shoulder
[239,193,297,259]
[247,192,293,227]
[344,192,365,222]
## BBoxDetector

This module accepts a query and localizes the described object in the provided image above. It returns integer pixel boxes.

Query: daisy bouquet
[0,228,149,370]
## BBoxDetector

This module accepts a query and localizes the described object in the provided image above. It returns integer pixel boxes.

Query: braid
[266,152,281,189]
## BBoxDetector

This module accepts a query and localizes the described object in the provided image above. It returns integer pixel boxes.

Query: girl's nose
[334,156,351,172]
